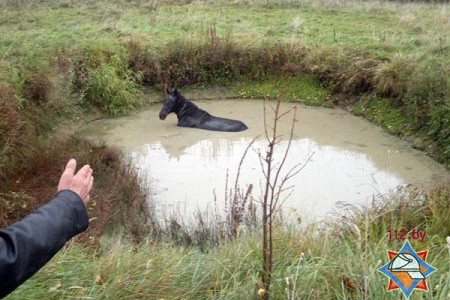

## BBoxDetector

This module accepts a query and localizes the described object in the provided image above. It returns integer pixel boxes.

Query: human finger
[75,164,91,179]
[87,175,94,194]
[58,159,77,191]
[83,176,94,206]
[63,159,77,176]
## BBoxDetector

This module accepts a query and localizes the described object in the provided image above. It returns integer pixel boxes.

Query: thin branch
[276,106,296,120]
[269,104,297,212]
[272,152,314,211]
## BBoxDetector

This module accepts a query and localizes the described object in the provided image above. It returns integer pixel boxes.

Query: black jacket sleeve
[0,190,89,298]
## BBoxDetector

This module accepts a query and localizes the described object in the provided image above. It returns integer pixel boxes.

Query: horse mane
[177,93,201,119]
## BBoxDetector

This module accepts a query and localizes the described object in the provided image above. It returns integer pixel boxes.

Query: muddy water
[80,99,448,221]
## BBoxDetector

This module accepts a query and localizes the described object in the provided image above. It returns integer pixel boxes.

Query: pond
[79,99,448,222]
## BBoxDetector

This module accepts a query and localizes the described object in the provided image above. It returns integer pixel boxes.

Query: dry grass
[0,84,23,167]
[0,137,152,246]
[372,54,416,99]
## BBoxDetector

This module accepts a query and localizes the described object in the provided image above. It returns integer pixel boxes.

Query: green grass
[1,1,448,61]
[353,96,409,135]
[0,1,449,299]
[229,75,330,106]
[3,182,450,299]
[5,187,450,299]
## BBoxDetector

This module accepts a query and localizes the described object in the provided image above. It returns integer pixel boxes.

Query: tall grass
[4,181,450,299]
[0,1,449,298]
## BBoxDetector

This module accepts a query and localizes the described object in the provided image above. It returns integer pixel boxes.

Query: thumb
[64,159,77,175]
[58,159,77,191]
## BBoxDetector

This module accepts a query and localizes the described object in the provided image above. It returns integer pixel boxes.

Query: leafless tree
[258,95,312,299]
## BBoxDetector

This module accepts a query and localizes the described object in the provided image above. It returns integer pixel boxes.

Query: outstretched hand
[57,159,94,206]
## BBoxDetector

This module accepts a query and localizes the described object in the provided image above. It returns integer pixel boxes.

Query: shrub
[75,49,144,116]
[125,38,160,85]
[404,60,449,125]
[427,105,450,164]
[85,61,143,116]
[158,27,307,87]
[303,45,348,87]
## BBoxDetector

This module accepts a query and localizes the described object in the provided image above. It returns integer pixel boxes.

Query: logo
[378,241,436,298]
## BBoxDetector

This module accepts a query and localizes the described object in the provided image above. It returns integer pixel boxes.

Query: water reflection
[131,137,407,221]
[79,99,448,221]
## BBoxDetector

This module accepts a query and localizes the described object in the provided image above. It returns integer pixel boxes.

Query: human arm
[0,159,93,298]
[0,190,89,298]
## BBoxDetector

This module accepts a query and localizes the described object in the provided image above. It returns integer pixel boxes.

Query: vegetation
[1,0,448,165]
[5,182,450,299]
[0,0,449,299]
[0,136,151,246]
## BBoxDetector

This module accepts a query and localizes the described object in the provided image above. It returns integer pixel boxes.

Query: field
[1,0,450,299]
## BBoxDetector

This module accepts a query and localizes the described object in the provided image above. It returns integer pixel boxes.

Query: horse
[159,89,248,132]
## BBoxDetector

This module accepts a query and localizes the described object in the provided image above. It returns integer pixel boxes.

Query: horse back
[178,108,209,128]
[176,98,248,132]
[198,115,248,132]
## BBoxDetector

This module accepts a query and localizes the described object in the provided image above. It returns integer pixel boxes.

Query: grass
[0,0,449,299]
[353,96,409,135]
[1,1,448,60]
[74,48,145,116]
[229,75,330,106]
[0,136,152,245]
[4,182,450,299]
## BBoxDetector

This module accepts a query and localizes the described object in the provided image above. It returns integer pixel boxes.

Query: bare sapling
[258,95,312,299]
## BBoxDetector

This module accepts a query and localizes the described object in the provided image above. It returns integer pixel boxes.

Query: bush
[75,49,144,116]
[20,69,53,105]
[85,61,143,116]
[125,39,160,85]
[427,105,450,163]
[155,27,306,87]
[404,60,449,124]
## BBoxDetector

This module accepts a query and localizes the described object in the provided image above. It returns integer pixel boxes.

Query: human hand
[57,159,94,206]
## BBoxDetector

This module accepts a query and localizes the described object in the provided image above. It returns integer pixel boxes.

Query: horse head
[159,89,180,120]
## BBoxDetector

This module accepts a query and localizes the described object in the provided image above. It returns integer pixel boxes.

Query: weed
[20,69,53,105]
[74,49,144,116]
[373,54,416,99]
[125,38,160,85]
[5,181,450,299]
[427,105,450,165]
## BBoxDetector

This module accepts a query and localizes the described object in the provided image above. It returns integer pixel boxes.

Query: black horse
[159,89,248,132]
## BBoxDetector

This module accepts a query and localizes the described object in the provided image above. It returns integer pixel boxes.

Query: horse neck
[176,96,198,120]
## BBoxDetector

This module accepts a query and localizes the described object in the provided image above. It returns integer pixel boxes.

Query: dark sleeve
[0,190,89,298]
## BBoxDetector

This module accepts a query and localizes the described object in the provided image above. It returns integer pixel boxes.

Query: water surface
[80,99,448,221]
